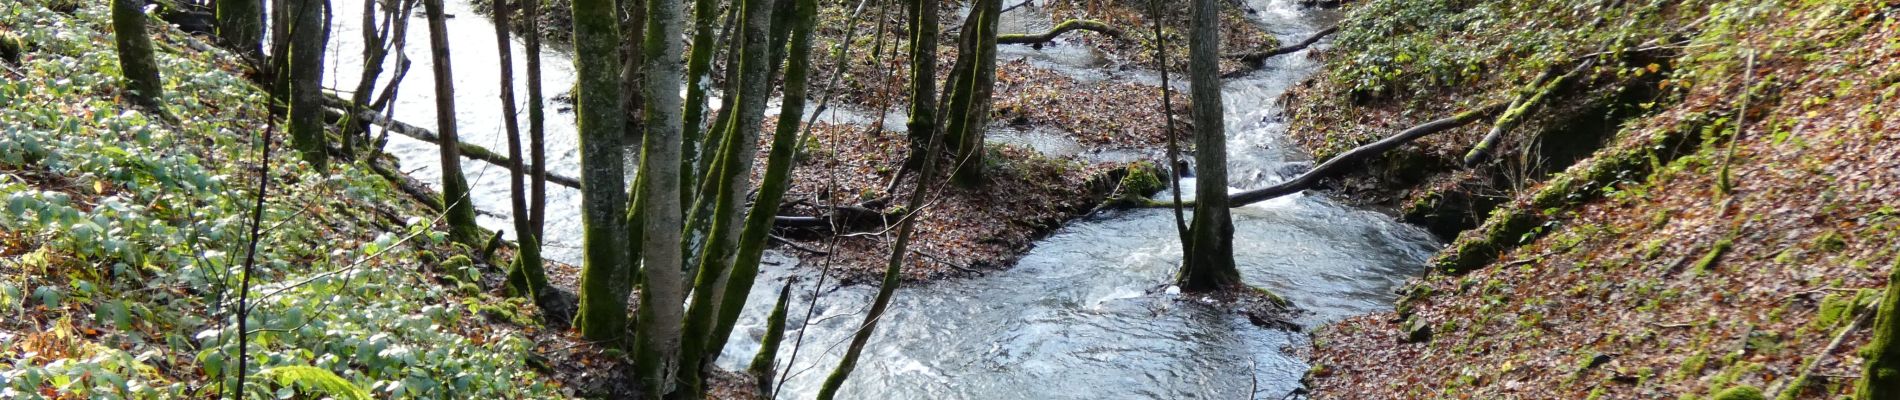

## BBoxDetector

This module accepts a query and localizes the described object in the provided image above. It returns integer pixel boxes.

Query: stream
[320,0,1440,398]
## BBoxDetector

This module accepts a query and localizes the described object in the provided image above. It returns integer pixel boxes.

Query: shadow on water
[323,0,1439,398]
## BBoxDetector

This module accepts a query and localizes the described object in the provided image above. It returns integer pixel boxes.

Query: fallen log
[320,95,583,190]
[997,19,1122,46]
[1142,103,1506,208]
[1228,25,1337,64]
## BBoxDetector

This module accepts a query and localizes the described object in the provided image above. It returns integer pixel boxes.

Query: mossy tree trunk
[902,0,939,170]
[941,0,1001,187]
[1177,0,1240,293]
[679,0,721,212]
[111,0,165,111]
[570,0,632,344]
[494,0,550,306]
[706,0,817,377]
[677,0,780,394]
[748,283,794,399]
[524,0,551,266]
[285,0,329,170]
[215,0,264,61]
[631,0,688,395]
[619,0,648,145]
[1858,258,1900,397]
[420,0,481,245]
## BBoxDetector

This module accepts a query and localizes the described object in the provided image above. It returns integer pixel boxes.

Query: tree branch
[997,19,1122,46]
[1228,25,1336,64]
[320,94,584,190]
[1142,103,1506,209]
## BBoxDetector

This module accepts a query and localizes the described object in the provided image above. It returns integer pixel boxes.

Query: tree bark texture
[1178,0,1239,293]
[570,0,632,344]
[630,0,687,395]
[677,0,780,394]
[112,0,165,110]
[286,0,330,170]
[421,0,481,245]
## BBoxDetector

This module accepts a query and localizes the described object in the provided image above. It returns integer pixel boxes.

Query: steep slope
[1,1,560,397]
[1294,0,1900,398]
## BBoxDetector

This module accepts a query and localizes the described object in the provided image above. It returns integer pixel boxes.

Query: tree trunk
[619,0,648,144]
[494,0,549,308]
[215,0,265,61]
[902,0,939,171]
[420,0,481,246]
[286,0,329,170]
[1859,258,1900,397]
[749,284,793,400]
[112,0,165,110]
[707,0,817,374]
[524,0,550,247]
[677,0,779,394]
[941,0,1001,186]
[631,0,687,396]
[679,0,720,212]
[1177,0,1239,293]
[570,0,632,344]
[347,0,414,158]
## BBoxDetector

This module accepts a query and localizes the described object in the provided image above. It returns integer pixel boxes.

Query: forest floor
[1291,0,1900,398]
[0,1,576,397]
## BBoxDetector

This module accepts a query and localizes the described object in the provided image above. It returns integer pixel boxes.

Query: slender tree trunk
[420,0,481,245]
[1859,258,1900,396]
[676,0,780,394]
[571,0,632,343]
[495,0,549,305]
[348,0,412,158]
[705,0,815,362]
[111,0,165,110]
[1177,0,1239,292]
[749,284,793,400]
[631,0,687,395]
[524,0,550,243]
[216,0,264,61]
[620,0,648,145]
[941,0,1000,186]
[902,0,939,170]
[286,0,330,170]
[816,2,953,391]
[679,0,720,208]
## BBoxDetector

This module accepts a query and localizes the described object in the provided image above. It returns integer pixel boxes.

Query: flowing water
[322,0,1440,398]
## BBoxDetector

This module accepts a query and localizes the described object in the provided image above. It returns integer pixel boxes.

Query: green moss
[1677,350,1710,379]
[1118,161,1166,197]
[1691,239,1734,275]
[1707,385,1763,400]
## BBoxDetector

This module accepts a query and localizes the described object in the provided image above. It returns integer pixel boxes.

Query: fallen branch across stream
[320,94,583,190]
[997,19,1122,46]
[1228,25,1338,64]
[1140,103,1507,209]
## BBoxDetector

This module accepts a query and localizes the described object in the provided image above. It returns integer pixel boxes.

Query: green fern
[256,366,371,400]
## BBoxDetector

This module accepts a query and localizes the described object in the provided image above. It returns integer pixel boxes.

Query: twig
[769,234,829,255]
[1770,306,1871,398]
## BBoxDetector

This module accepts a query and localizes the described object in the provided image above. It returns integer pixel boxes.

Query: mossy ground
[1301,0,1900,398]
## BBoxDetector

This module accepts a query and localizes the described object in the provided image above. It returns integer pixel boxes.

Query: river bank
[1291,0,1900,397]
